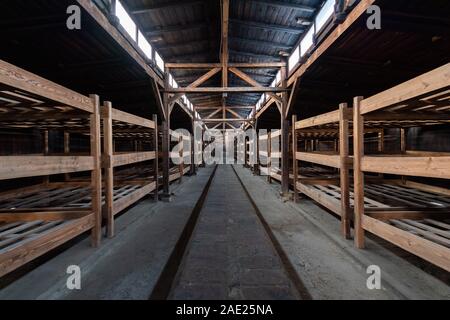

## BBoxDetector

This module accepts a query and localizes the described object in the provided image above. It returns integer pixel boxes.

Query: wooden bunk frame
[353,63,450,271]
[0,59,102,277]
[101,103,158,238]
[169,130,191,183]
[292,105,353,238]
[259,129,283,183]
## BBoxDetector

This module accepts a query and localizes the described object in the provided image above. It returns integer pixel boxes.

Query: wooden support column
[43,130,49,185]
[292,115,298,202]
[353,96,365,249]
[153,114,159,201]
[339,103,351,239]
[162,67,171,197]
[90,94,102,247]
[378,129,384,178]
[102,101,114,238]
[254,129,260,175]
[64,131,70,181]
[400,127,407,184]
[280,63,290,197]
[267,131,272,183]
[179,136,184,183]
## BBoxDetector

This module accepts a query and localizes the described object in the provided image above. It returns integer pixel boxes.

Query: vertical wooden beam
[179,136,184,183]
[221,0,229,132]
[378,129,384,178]
[153,114,159,201]
[43,130,49,185]
[64,131,70,181]
[280,63,290,197]
[267,131,272,183]
[400,127,407,184]
[90,94,102,247]
[339,103,351,239]
[162,67,171,197]
[254,129,260,175]
[102,102,114,238]
[292,115,298,203]
[353,96,365,249]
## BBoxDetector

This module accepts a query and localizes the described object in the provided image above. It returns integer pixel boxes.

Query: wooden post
[280,63,290,197]
[43,130,50,185]
[353,96,365,248]
[64,132,70,181]
[292,115,298,203]
[267,131,272,183]
[339,103,351,239]
[179,135,184,183]
[400,128,407,185]
[90,94,102,247]
[378,129,384,178]
[153,114,159,201]
[102,102,114,238]
[162,68,171,197]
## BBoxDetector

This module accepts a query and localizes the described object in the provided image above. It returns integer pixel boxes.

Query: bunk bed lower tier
[0,184,98,277]
[297,178,450,270]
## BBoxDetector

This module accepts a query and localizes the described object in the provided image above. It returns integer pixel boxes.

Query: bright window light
[288,46,300,72]
[300,27,314,57]
[315,0,335,32]
[155,51,164,71]
[138,31,152,60]
[116,1,137,41]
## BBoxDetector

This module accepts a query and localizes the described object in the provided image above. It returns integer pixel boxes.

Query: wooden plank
[165,63,222,69]
[102,102,114,238]
[339,103,351,239]
[0,59,94,113]
[0,210,91,222]
[110,108,155,129]
[228,62,286,68]
[113,182,156,215]
[360,63,450,115]
[292,115,299,202]
[297,182,341,215]
[296,152,341,168]
[0,156,94,180]
[0,215,94,277]
[361,156,450,179]
[362,215,450,272]
[113,151,156,167]
[295,109,341,129]
[165,87,287,93]
[353,96,365,248]
[90,95,102,247]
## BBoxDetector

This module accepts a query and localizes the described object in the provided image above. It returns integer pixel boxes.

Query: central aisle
[169,165,299,300]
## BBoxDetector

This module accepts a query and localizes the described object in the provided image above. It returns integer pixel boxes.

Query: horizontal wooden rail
[112,151,156,167]
[0,59,94,113]
[295,108,352,129]
[361,156,450,179]
[0,156,94,180]
[109,108,156,129]
[296,152,342,168]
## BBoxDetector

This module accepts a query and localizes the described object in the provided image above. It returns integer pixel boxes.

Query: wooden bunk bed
[0,59,102,277]
[101,103,158,238]
[259,130,282,182]
[292,105,353,238]
[169,130,191,183]
[353,63,450,271]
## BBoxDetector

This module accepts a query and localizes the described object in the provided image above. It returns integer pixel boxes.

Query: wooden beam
[165,63,222,69]
[339,103,351,239]
[165,87,288,93]
[102,102,114,238]
[189,67,222,88]
[131,0,204,14]
[353,96,365,249]
[288,0,376,86]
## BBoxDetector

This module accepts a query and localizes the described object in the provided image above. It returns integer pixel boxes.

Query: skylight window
[138,30,152,60]
[155,51,164,71]
[300,27,314,57]
[315,0,335,33]
[289,46,300,72]
[115,1,137,41]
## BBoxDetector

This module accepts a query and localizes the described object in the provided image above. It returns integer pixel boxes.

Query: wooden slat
[296,152,341,168]
[110,108,155,129]
[0,214,94,277]
[361,156,450,179]
[360,63,450,115]
[0,156,94,180]
[113,182,156,215]
[0,59,93,113]
[0,210,91,222]
[113,151,157,167]
[362,215,450,272]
